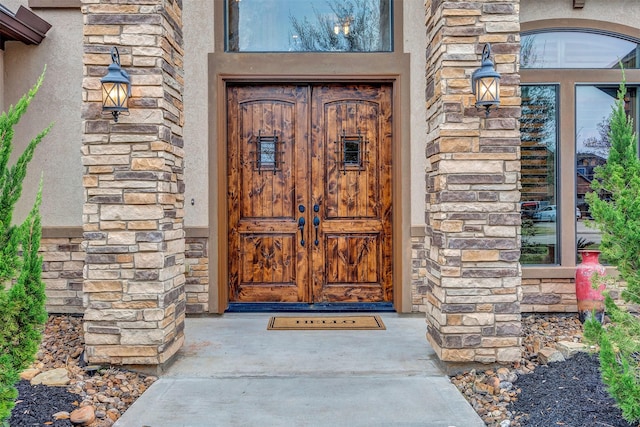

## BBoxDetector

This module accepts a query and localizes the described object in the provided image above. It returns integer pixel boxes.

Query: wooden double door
[227,83,392,305]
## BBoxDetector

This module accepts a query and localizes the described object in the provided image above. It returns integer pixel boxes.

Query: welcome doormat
[267,315,386,330]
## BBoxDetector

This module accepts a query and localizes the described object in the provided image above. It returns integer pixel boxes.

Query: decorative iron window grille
[335,129,369,174]
[252,130,284,174]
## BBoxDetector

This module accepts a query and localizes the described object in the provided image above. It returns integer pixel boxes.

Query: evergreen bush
[0,71,50,423]
[584,77,640,423]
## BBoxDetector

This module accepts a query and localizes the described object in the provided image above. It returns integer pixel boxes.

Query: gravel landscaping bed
[451,313,637,427]
[8,313,638,426]
[9,315,156,427]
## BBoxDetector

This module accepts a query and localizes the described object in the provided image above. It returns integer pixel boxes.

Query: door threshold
[226,302,395,313]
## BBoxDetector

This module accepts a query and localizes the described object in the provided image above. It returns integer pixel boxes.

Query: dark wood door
[227,84,392,304]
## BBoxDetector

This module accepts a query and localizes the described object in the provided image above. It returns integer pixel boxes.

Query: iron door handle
[298,217,306,247]
[313,216,320,246]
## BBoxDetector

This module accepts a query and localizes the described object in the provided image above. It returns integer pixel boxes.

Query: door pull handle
[298,217,306,247]
[313,216,320,246]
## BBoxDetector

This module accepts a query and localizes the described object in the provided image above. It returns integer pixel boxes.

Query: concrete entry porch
[114,313,484,426]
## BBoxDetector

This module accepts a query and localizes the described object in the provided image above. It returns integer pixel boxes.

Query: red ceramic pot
[575,250,606,323]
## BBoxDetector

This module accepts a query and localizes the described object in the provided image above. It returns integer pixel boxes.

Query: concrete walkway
[114,313,484,427]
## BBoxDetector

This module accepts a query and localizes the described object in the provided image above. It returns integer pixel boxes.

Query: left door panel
[227,85,310,302]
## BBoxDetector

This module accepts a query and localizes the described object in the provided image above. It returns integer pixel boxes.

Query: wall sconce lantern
[101,47,130,122]
[471,43,501,117]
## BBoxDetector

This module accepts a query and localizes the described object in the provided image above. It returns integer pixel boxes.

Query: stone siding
[522,278,577,312]
[81,0,186,369]
[185,236,209,314]
[411,232,429,313]
[39,231,209,316]
[41,234,85,314]
[424,0,523,364]
[522,278,629,313]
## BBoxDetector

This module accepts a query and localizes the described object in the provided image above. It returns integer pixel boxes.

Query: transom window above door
[225,0,393,52]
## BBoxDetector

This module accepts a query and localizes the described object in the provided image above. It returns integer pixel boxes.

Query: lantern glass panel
[102,82,129,110]
[476,77,499,104]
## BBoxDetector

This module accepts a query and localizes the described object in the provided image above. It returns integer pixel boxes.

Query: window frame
[521,20,640,279]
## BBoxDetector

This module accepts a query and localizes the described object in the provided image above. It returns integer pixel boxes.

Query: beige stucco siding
[3,1,83,227]
[521,0,640,26]
[405,0,428,227]
[183,1,214,227]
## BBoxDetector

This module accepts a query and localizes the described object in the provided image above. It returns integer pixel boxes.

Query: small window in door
[254,131,281,174]
[338,130,367,173]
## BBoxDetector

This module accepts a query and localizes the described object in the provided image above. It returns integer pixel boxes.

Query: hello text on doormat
[267,315,386,330]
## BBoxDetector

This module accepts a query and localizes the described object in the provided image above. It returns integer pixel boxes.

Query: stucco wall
[3,1,83,227]
[182,1,214,227]
[520,0,640,26]
[404,0,428,227]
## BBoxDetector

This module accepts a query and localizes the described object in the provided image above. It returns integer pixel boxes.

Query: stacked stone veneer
[424,0,522,364]
[184,236,209,314]
[41,234,85,314]
[81,0,185,368]
[39,232,208,316]
[412,231,429,312]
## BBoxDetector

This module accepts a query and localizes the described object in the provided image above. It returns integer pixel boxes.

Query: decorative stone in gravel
[70,405,96,425]
[10,315,157,427]
[31,367,70,386]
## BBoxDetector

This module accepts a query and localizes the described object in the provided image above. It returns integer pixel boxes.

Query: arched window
[522,31,639,69]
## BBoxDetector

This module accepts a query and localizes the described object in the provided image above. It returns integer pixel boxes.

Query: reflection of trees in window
[521,32,639,69]
[289,0,390,52]
[520,35,540,68]
[577,88,636,215]
[581,117,612,159]
[520,86,557,202]
[520,85,558,265]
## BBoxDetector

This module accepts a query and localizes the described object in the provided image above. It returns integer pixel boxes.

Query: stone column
[81,0,185,369]
[424,0,522,364]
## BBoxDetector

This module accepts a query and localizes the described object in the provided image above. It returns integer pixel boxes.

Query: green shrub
[584,77,640,423]
[0,71,50,423]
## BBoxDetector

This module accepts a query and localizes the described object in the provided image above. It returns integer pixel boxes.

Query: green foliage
[584,76,640,423]
[586,79,640,305]
[584,296,640,422]
[0,71,50,422]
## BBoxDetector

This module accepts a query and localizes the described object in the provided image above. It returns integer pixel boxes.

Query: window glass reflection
[226,0,392,52]
[521,85,559,264]
[576,86,638,254]
[522,32,639,69]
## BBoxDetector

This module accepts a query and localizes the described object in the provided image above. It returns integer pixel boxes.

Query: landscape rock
[555,340,586,358]
[20,368,41,380]
[30,367,70,386]
[537,346,565,365]
[53,410,70,420]
[70,405,96,425]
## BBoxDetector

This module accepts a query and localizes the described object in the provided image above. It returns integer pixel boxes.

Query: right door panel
[310,84,393,303]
